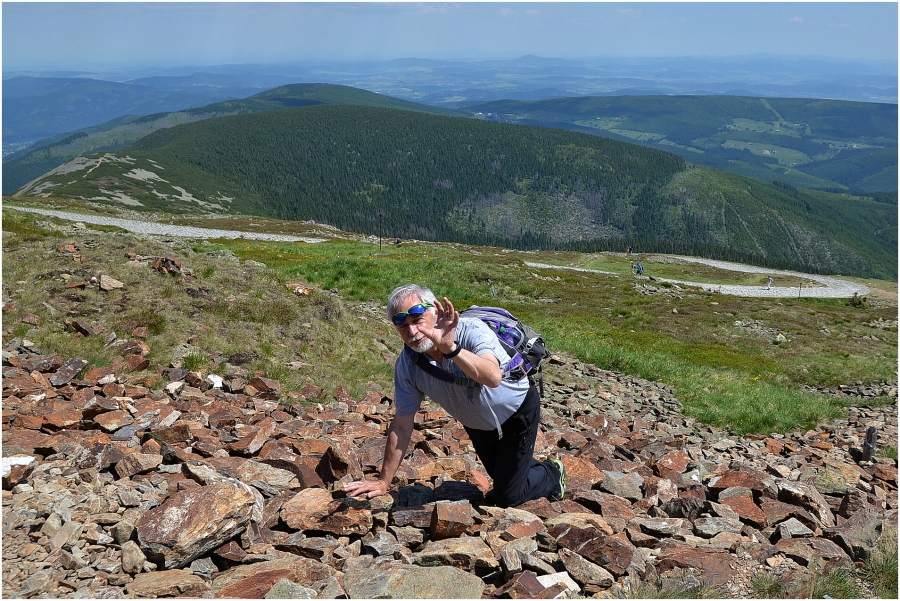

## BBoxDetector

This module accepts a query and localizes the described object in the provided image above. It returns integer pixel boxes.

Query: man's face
[392,296,435,353]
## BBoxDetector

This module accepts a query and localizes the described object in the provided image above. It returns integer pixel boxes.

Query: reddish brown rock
[71,320,98,336]
[126,571,209,597]
[281,487,373,536]
[708,470,766,493]
[874,463,897,484]
[430,500,474,540]
[226,417,276,456]
[2,455,37,489]
[94,410,134,433]
[656,449,691,474]
[655,547,737,587]
[720,495,768,529]
[316,441,363,483]
[249,376,282,399]
[211,557,337,598]
[492,570,567,599]
[125,355,151,371]
[135,479,256,568]
[48,358,88,386]
[20,314,40,326]
[43,409,83,429]
[148,423,194,445]
[213,540,247,563]
[258,445,325,489]
[119,339,151,357]
[115,453,162,479]
[561,455,605,486]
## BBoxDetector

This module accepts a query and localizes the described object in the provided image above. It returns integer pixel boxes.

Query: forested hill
[2,83,462,195]
[15,104,897,279]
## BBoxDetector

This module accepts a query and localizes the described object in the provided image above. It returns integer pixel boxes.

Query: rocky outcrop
[2,339,896,598]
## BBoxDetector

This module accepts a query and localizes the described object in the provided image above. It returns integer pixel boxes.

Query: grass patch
[750,573,784,598]
[878,445,898,460]
[628,580,721,599]
[861,526,898,599]
[800,566,862,599]
[182,351,208,372]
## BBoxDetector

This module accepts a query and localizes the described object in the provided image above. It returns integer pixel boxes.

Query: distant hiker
[344,283,565,507]
[626,245,632,256]
[766,276,773,289]
[636,263,644,275]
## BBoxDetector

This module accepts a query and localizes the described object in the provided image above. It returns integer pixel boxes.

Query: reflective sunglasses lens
[391,303,430,326]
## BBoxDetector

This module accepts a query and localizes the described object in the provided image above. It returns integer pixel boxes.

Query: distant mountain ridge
[465,95,898,193]
[13,103,896,279]
[1,76,261,148]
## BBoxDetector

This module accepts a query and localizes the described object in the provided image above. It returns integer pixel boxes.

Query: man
[344,283,565,507]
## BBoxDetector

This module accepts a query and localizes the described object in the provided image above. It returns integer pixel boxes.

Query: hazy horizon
[3,2,898,72]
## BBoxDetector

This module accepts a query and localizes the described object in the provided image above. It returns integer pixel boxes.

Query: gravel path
[525,258,870,299]
[6,206,327,243]
[6,206,871,299]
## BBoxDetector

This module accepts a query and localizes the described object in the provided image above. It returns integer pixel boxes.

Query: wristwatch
[442,341,462,359]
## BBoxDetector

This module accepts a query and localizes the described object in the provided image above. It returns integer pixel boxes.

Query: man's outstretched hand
[343,478,389,499]
[424,297,459,354]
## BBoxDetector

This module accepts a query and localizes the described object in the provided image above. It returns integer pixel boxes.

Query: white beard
[409,336,434,353]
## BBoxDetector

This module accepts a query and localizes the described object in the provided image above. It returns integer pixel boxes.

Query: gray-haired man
[344,283,565,507]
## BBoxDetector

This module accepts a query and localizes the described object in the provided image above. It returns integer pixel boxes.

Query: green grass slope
[14,104,896,279]
[3,83,463,195]
[3,206,896,437]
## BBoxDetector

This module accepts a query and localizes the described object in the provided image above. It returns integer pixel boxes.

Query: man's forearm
[378,415,414,485]
[443,347,502,388]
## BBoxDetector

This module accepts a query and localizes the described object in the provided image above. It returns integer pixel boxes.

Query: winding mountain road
[6,206,327,243]
[526,259,870,299]
[6,206,870,299]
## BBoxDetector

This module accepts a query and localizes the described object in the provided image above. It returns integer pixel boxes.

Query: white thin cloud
[788,16,805,24]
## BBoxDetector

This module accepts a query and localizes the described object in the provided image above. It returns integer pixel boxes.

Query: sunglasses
[391,302,433,326]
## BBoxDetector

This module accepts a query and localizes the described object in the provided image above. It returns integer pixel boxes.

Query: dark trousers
[464,386,561,507]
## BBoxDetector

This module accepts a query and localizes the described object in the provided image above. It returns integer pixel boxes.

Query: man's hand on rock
[343,478,389,499]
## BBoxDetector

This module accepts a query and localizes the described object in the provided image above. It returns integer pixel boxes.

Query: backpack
[404,305,551,397]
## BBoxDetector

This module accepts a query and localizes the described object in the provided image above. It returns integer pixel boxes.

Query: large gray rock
[135,480,255,568]
[558,547,615,590]
[344,565,485,599]
[121,540,147,574]
[694,517,744,538]
[776,479,836,528]
[824,509,889,561]
[414,535,499,573]
[264,578,316,599]
[600,471,644,500]
[125,571,210,597]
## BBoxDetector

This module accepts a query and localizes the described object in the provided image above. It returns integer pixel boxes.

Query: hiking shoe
[548,458,566,501]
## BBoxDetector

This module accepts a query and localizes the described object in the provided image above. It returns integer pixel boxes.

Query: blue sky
[3,2,898,71]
